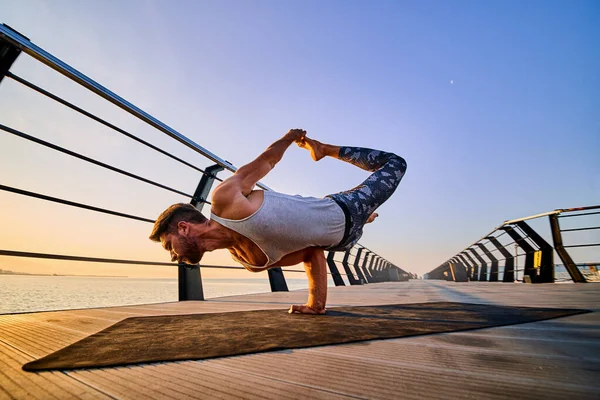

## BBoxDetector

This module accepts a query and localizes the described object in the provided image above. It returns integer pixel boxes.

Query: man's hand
[289,304,326,315]
[285,128,307,143]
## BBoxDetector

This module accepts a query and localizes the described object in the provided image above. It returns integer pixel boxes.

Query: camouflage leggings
[326,147,407,251]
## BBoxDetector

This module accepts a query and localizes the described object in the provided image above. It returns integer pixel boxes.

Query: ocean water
[0,275,309,314]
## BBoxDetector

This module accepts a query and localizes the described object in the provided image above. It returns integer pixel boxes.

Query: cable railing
[425,206,600,283]
[0,23,406,304]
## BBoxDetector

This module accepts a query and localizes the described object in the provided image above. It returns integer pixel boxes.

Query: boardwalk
[1,281,599,399]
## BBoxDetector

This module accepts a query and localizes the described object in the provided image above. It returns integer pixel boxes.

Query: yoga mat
[23,302,588,371]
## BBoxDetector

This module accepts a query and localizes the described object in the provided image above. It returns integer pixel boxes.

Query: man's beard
[180,235,203,264]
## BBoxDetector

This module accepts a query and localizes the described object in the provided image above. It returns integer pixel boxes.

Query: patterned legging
[327,147,407,251]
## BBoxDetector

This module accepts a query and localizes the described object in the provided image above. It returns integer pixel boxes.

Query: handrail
[0,23,270,191]
[0,123,197,200]
[0,250,309,274]
[6,71,220,180]
[0,184,155,223]
[427,206,599,283]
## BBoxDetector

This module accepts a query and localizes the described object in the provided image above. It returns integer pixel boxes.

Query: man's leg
[299,137,407,249]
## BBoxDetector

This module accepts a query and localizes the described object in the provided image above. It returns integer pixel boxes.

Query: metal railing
[425,206,600,283]
[0,23,406,303]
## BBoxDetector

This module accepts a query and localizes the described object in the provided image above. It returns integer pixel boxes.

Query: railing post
[516,221,555,283]
[361,251,374,283]
[267,268,289,292]
[180,164,224,301]
[477,243,499,282]
[468,248,486,281]
[341,250,361,285]
[191,165,224,210]
[457,254,473,280]
[449,261,468,282]
[383,261,391,282]
[178,264,204,301]
[549,214,586,283]
[326,251,346,286]
[463,251,479,281]
[0,25,26,85]
[389,265,400,281]
[486,236,515,283]
[473,247,489,281]
[353,247,367,284]
[368,255,377,282]
[373,257,381,281]
[501,226,536,283]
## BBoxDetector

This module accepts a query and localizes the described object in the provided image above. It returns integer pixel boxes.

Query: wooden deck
[1,280,599,399]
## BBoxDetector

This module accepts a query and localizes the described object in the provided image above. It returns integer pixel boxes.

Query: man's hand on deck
[289,304,326,315]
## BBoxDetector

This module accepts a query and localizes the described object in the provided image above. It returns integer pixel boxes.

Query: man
[150,129,407,314]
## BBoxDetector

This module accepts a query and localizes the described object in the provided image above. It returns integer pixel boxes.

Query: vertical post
[374,258,383,281]
[180,164,224,301]
[451,262,468,282]
[267,268,289,292]
[501,226,536,283]
[468,248,486,281]
[486,236,514,283]
[353,247,367,284]
[463,251,479,281]
[383,261,391,282]
[515,221,554,283]
[548,215,586,283]
[457,254,473,280]
[380,259,387,281]
[474,248,488,281]
[368,255,377,281]
[191,165,224,210]
[361,251,374,283]
[340,249,361,285]
[477,243,499,282]
[0,25,27,84]
[326,251,346,286]
[389,266,400,281]
[514,243,519,281]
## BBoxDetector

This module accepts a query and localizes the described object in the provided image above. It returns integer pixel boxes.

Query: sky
[0,0,598,280]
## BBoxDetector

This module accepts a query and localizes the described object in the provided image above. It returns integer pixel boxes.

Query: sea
[0,275,309,315]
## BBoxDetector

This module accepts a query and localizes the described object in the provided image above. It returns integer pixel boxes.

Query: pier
[1,281,599,399]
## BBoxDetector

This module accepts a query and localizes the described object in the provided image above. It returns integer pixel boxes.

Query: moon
[450,80,454,84]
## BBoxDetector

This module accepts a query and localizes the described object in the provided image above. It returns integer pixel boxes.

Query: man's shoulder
[211,186,264,220]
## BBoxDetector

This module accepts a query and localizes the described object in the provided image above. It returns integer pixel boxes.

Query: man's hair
[149,203,208,242]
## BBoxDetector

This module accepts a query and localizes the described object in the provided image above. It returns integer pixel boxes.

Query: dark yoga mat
[23,302,588,371]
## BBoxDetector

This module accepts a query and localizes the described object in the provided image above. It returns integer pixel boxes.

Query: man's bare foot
[288,304,326,315]
[297,136,326,161]
[366,212,379,224]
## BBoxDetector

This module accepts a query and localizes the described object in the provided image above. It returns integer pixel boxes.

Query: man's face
[160,229,203,265]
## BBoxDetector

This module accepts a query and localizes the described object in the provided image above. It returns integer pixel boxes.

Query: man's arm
[285,248,328,315]
[217,129,306,197]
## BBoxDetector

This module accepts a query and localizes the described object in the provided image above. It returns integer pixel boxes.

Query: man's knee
[391,154,407,173]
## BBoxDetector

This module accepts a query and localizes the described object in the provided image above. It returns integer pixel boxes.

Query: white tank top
[210,191,346,267]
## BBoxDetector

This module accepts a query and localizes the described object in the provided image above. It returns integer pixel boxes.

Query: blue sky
[0,0,598,278]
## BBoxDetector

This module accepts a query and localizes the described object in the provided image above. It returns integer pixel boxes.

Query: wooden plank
[0,341,110,399]
[164,361,353,399]
[0,281,598,400]
[208,346,599,399]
